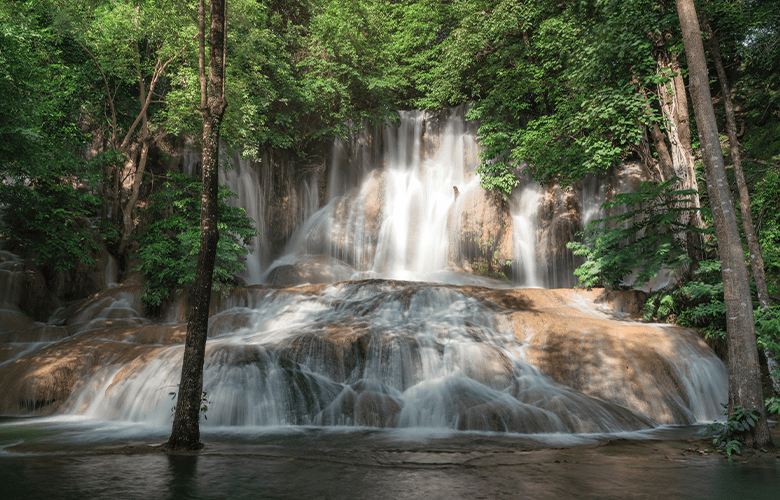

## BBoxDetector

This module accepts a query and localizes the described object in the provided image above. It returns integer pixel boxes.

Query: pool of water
[1,418,778,500]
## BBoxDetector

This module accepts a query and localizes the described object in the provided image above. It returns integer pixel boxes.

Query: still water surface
[1,418,778,500]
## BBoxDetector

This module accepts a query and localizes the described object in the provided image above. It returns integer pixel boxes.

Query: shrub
[134,173,259,310]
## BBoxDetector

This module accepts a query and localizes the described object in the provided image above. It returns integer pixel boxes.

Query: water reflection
[3,449,779,500]
[166,455,198,499]
[1,423,779,500]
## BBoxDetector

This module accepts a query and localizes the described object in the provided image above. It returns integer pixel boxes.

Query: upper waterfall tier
[217,107,645,288]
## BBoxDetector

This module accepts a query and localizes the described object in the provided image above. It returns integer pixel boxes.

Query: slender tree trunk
[676,0,774,450]
[167,0,228,451]
[651,39,705,272]
[702,16,780,395]
[633,76,676,182]
[649,119,676,181]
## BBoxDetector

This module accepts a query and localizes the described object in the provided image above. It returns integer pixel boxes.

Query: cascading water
[261,106,632,288]
[1,280,726,433]
[0,108,728,437]
[271,108,479,283]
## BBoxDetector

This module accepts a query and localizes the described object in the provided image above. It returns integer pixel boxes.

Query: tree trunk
[675,0,774,450]
[649,118,676,181]
[167,0,228,451]
[702,15,780,395]
[652,39,705,271]
[632,76,676,182]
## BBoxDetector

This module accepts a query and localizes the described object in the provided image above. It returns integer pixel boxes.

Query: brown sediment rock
[499,295,713,425]
[0,280,722,431]
[0,309,38,334]
[265,255,356,286]
[0,333,150,414]
[0,322,187,415]
[17,262,59,321]
[536,184,581,262]
[448,186,514,272]
[440,286,718,426]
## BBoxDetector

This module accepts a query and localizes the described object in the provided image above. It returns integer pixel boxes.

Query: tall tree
[167,0,228,451]
[701,11,780,394]
[675,0,773,450]
[57,1,195,260]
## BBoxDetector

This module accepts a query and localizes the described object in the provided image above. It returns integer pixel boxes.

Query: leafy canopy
[0,3,105,269]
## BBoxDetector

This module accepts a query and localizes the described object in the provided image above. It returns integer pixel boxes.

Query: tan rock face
[536,185,581,262]
[265,255,356,286]
[0,326,180,415]
[448,187,514,276]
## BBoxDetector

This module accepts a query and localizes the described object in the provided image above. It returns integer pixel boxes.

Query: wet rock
[44,247,113,302]
[448,186,514,274]
[0,330,163,415]
[515,312,715,425]
[536,185,581,262]
[17,262,59,321]
[457,399,564,433]
[265,255,356,286]
[0,280,726,432]
[265,264,301,286]
[354,391,402,427]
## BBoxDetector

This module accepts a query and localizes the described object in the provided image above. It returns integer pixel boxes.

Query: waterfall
[172,108,642,288]
[0,109,728,436]
[256,107,645,289]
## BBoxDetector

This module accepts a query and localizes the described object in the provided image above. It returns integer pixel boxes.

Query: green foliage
[755,305,780,362]
[642,260,727,337]
[702,404,762,457]
[421,0,681,195]
[735,0,780,132]
[471,256,512,282]
[675,261,727,337]
[0,3,107,270]
[135,173,259,309]
[386,0,455,108]
[749,167,780,297]
[643,259,780,367]
[766,396,780,416]
[0,166,103,270]
[296,0,398,139]
[568,178,709,289]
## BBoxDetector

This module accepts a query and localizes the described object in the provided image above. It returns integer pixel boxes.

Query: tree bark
[632,76,676,182]
[651,36,705,272]
[702,15,780,395]
[649,119,676,181]
[675,0,773,450]
[167,0,228,451]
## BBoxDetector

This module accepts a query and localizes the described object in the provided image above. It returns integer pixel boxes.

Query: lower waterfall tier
[0,280,726,433]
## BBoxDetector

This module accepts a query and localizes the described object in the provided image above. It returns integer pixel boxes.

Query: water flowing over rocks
[0,280,726,433]
[230,107,649,290]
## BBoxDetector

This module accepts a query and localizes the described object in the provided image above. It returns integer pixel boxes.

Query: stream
[2,418,779,500]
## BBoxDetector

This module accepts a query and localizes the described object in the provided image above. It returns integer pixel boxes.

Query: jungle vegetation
[1,0,778,449]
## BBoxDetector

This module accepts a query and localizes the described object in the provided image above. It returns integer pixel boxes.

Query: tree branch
[74,38,117,144]
[120,37,195,151]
